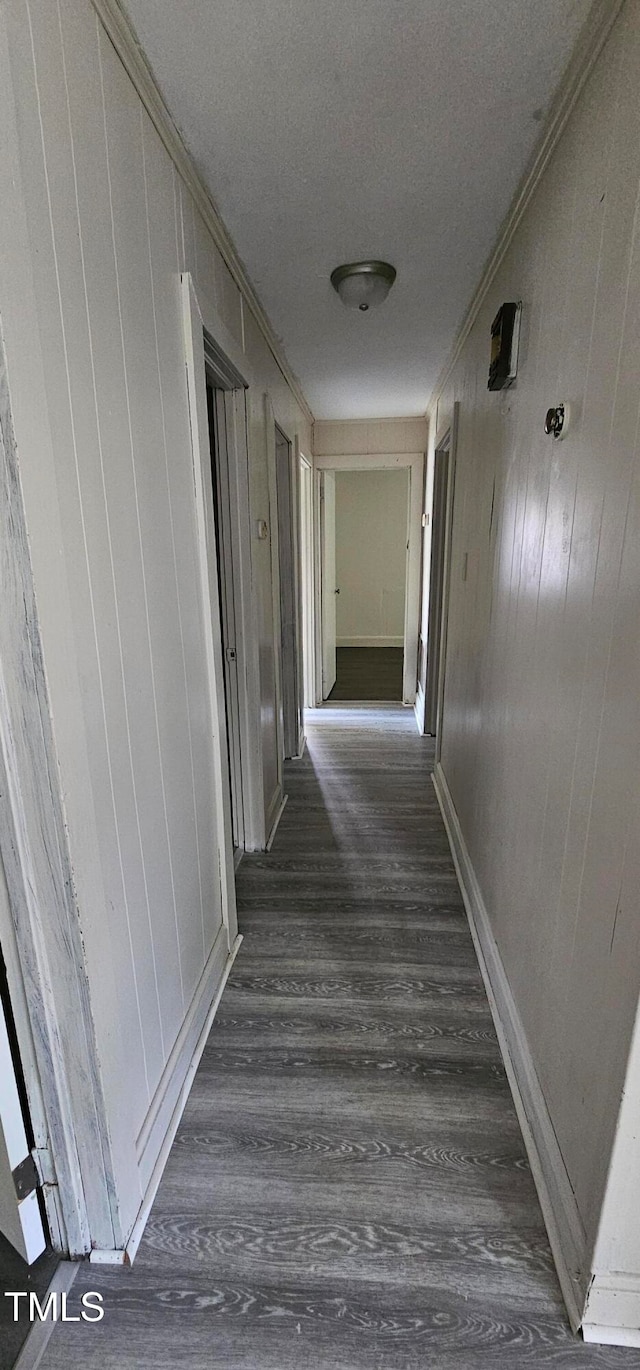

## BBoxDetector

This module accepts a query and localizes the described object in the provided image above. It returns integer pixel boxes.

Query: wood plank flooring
[329,647,403,700]
[40,707,639,1369]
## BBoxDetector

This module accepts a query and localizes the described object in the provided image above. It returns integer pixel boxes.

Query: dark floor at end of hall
[329,646,404,700]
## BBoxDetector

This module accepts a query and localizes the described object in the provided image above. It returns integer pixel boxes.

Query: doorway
[202,325,262,855]
[205,381,245,855]
[298,454,315,710]
[316,453,424,706]
[320,470,337,698]
[331,468,408,701]
[424,409,458,748]
[274,426,303,759]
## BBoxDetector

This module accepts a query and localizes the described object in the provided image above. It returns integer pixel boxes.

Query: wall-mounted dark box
[488,301,522,391]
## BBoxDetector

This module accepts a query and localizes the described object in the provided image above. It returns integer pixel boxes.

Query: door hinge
[13,1152,40,1200]
[31,1146,56,1187]
[226,646,237,663]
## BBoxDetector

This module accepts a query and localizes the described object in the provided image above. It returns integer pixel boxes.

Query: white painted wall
[314,416,428,457]
[426,0,640,1334]
[0,0,310,1250]
[335,470,408,646]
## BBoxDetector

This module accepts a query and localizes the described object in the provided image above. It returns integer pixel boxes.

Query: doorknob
[334,587,340,594]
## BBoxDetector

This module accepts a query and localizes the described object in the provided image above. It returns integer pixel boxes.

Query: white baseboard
[136,923,229,1184]
[266,792,288,851]
[432,762,587,1332]
[582,1275,640,1346]
[414,680,425,734]
[336,636,404,648]
[89,931,242,1265]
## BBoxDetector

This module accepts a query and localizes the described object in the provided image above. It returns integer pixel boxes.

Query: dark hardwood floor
[329,646,403,700]
[40,707,639,1368]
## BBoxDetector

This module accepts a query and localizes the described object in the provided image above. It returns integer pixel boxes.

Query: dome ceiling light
[330,260,397,312]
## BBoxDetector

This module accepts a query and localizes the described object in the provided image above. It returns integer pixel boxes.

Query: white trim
[199,294,264,850]
[583,1329,640,1349]
[13,1262,78,1370]
[291,436,306,756]
[414,679,426,735]
[314,452,421,471]
[274,424,302,760]
[264,394,286,799]
[126,935,241,1264]
[182,274,238,947]
[89,1248,127,1266]
[266,793,288,852]
[90,934,242,1265]
[313,452,423,705]
[135,922,229,1177]
[431,405,459,763]
[298,455,316,711]
[211,389,246,852]
[0,321,116,1256]
[336,636,403,648]
[582,1276,640,1346]
[91,0,313,426]
[427,0,625,411]
[216,387,264,852]
[432,761,587,1331]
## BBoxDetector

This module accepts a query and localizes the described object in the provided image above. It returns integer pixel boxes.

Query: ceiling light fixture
[330,260,396,312]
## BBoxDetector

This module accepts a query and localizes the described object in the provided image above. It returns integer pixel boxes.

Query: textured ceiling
[124,0,593,418]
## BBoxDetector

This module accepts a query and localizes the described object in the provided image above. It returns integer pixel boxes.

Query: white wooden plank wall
[2,0,310,1240]
[429,0,640,1265]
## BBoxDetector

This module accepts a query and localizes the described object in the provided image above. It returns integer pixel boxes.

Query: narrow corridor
[42,708,638,1369]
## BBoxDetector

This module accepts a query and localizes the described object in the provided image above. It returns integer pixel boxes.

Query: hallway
[40,707,636,1369]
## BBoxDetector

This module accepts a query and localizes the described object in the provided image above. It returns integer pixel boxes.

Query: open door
[275,426,303,758]
[206,382,245,853]
[321,470,337,698]
[0,867,46,1264]
[425,405,458,746]
[424,446,449,734]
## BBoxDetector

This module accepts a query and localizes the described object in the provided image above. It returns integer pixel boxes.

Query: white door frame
[431,404,459,765]
[264,394,286,838]
[274,424,303,759]
[181,275,239,937]
[314,452,425,705]
[320,470,337,700]
[291,436,306,753]
[186,278,265,853]
[298,454,316,711]
[312,465,324,704]
[0,332,117,1257]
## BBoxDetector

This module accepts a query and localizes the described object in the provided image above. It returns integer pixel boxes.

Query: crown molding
[427,0,626,413]
[91,0,314,426]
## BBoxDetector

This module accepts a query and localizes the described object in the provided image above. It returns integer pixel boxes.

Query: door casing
[428,405,459,761]
[315,452,424,705]
[320,470,337,699]
[275,425,304,757]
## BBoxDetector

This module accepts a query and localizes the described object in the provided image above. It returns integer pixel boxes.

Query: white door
[275,427,301,758]
[299,458,315,709]
[0,865,46,1263]
[321,470,337,698]
[207,383,245,850]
